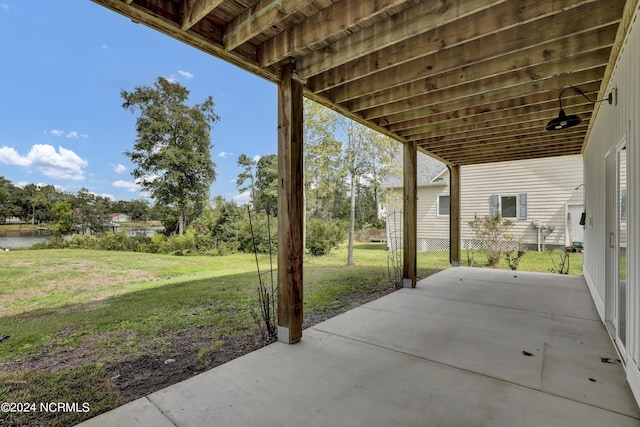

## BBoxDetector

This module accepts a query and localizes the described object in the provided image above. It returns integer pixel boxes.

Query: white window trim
[491,193,527,220]
[500,194,519,219]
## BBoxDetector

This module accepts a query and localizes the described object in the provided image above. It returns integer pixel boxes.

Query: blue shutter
[490,195,499,217]
[518,193,527,220]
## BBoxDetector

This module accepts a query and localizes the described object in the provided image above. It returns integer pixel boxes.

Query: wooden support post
[449,165,461,267]
[277,60,304,344]
[403,141,417,288]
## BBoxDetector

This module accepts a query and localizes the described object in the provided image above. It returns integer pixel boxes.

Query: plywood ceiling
[91,0,628,165]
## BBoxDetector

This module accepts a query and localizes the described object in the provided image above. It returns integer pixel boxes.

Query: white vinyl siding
[582,2,639,403]
[386,155,583,248]
[461,156,583,247]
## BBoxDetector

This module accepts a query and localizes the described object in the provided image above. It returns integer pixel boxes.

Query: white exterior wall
[583,2,640,403]
[386,183,450,251]
[387,156,584,250]
[460,156,584,247]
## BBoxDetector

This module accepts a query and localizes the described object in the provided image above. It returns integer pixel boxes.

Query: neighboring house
[109,213,131,223]
[385,153,584,252]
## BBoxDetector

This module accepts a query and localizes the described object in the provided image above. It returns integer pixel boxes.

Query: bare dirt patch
[1,279,397,426]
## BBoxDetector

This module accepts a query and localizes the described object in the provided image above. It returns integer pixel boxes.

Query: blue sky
[0,1,277,203]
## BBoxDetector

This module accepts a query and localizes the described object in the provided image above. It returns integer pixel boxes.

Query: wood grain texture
[277,61,304,344]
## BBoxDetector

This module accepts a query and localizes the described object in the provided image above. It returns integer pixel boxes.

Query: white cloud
[66,131,88,139]
[101,44,109,50]
[99,193,116,201]
[232,191,251,206]
[0,144,88,180]
[166,70,194,83]
[50,129,88,139]
[0,146,30,166]
[114,163,127,174]
[252,155,261,163]
[112,180,140,192]
[218,151,233,159]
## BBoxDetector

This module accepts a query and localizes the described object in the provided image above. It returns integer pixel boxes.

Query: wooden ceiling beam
[387,83,602,133]
[362,66,605,122]
[414,118,590,142]
[431,144,584,165]
[441,151,583,165]
[325,23,617,105]
[259,0,413,67]
[345,47,610,115]
[296,0,509,78]
[421,129,587,154]
[180,0,224,31]
[430,137,584,157]
[375,77,600,130]
[397,101,595,138]
[91,0,278,81]
[223,0,317,52]
[311,1,619,96]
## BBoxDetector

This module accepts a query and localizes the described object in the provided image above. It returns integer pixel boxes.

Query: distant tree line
[2,78,399,261]
[0,176,155,233]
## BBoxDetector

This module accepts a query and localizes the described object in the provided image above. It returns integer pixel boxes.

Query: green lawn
[0,243,581,426]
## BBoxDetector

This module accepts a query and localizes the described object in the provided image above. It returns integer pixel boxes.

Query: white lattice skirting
[387,238,520,253]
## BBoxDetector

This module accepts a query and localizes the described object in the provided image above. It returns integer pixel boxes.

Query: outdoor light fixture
[545,86,614,131]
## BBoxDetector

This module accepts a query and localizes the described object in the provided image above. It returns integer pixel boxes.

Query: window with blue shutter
[518,193,527,220]
[490,195,499,217]
[489,193,527,219]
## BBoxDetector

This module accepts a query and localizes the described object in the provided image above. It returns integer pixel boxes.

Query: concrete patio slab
[77,267,640,427]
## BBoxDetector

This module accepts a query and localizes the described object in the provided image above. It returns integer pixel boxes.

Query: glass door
[606,142,627,356]
[617,145,627,349]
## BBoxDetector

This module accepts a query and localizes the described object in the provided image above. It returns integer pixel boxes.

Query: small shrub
[98,232,132,251]
[505,249,526,271]
[165,231,196,255]
[67,234,97,249]
[468,213,515,267]
[32,235,68,249]
[306,219,344,256]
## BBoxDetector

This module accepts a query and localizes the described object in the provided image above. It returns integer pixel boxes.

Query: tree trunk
[178,210,185,235]
[347,173,356,265]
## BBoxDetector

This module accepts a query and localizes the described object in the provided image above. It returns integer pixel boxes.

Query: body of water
[0,227,165,250]
[0,230,52,249]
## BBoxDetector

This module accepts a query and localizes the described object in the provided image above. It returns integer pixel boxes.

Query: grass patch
[0,243,583,425]
[0,364,123,427]
[462,248,583,275]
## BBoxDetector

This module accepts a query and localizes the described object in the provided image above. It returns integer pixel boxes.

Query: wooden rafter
[224,0,317,52]
[92,0,628,166]
[180,0,224,31]
[259,0,413,67]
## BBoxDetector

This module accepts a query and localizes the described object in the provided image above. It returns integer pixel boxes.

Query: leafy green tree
[51,201,73,235]
[254,155,278,215]
[125,199,150,222]
[72,187,111,234]
[21,183,58,224]
[236,154,257,205]
[303,99,343,221]
[236,154,278,215]
[121,77,219,235]
[0,176,22,221]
